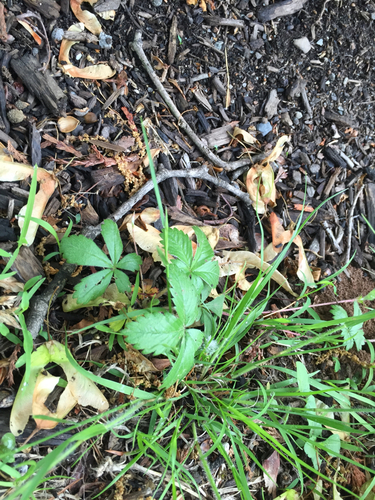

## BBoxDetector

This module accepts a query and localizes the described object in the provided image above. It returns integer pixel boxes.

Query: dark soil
[1,0,375,499]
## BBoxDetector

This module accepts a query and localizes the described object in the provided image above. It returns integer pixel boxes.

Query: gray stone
[153,0,163,5]
[307,186,315,197]
[295,111,303,120]
[316,38,324,46]
[309,163,320,174]
[256,121,272,136]
[52,27,64,41]
[99,32,112,49]
[292,170,302,184]
[7,109,25,124]
[214,41,224,51]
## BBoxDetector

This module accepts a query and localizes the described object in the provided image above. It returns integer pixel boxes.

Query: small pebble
[152,0,163,6]
[310,164,320,174]
[281,112,293,127]
[255,51,262,59]
[307,186,315,197]
[256,121,272,136]
[316,38,324,46]
[295,111,303,120]
[293,36,312,53]
[15,100,29,111]
[51,27,64,42]
[99,32,112,49]
[371,12,375,20]
[292,170,302,184]
[214,41,224,50]
[32,48,39,57]
[7,109,25,124]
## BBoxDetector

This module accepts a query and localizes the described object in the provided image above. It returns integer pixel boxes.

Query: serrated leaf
[161,329,203,388]
[192,226,214,269]
[101,219,123,264]
[116,253,142,271]
[330,305,348,321]
[122,312,184,356]
[169,267,200,326]
[61,235,112,268]
[113,269,131,293]
[73,269,113,304]
[162,227,192,266]
[191,260,220,288]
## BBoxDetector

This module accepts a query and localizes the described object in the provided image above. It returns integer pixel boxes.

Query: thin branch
[345,184,365,266]
[131,30,259,172]
[83,166,252,240]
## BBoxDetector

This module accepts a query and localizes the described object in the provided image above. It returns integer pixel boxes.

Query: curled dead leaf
[232,126,258,146]
[216,250,297,296]
[17,20,42,45]
[245,135,290,214]
[70,0,102,35]
[59,25,115,80]
[265,212,315,285]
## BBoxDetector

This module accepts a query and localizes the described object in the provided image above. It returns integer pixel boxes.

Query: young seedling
[60,219,141,304]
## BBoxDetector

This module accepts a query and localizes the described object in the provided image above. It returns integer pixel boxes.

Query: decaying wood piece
[90,167,126,190]
[366,183,375,246]
[258,0,308,23]
[203,15,245,28]
[264,89,280,119]
[168,15,178,65]
[11,54,66,116]
[22,0,60,19]
[0,244,45,282]
[324,110,357,128]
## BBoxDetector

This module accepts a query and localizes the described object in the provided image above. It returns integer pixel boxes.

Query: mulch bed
[1,0,375,498]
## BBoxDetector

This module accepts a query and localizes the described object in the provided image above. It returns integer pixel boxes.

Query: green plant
[122,226,219,388]
[330,301,366,350]
[60,219,142,304]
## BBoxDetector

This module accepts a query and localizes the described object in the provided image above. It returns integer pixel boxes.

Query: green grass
[1,157,375,500]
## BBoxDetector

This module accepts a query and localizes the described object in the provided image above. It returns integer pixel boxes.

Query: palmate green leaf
[117,253,142,271]
[122,312,184,356]
[73,269,112,304]
[162,227,192,267]
[168,266,200,326]
[101,219,123,264]
[161,329,203,388]
[113,269,131,293]
[61,235,112,268]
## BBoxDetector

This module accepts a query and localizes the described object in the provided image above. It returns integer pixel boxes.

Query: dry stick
[345,184,365,266]
[27,167,251,338]
[131,30,258,172]
[83,166,252,239]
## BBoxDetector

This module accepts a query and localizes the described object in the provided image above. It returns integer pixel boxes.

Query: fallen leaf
[70,0,102,34]
[246,136,289,214]
[265,212,315,285]
[123,344,161,374]
[17,20,42,45]
[63,283,130,312]
[10,340,109,435]
[232,126,258,146]
[0,277,24,292]
[59,24,115,80]
[42,134,83,157]
[262,450,280,498]
[216,250,297,296]
[0,309,21,329]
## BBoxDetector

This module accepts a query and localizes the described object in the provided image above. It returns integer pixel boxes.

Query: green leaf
[61,235,112,268]
[205,294,225,317]
[161,329,203,388]
[101,219,123,264]
[358,288,375,302]
[73,269,113,304]
[116,253,142,271]
[191,260,219,289]
[321,434,340,456]
[113,269,131,293]
[162,227,192,267]
[169,266,200,326]
[122,312,184,356]
[330,305,348,321]
[192,226,214,269]
[296,361,310,393]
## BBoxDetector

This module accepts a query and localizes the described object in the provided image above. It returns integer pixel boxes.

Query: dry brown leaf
[0,309,21,329]
[245,135,290,214]
[216,250,297,296]
[232,126,258,146]
[70,1,102,34]
[262,450,280,498]
[17,20,42,45]
[42,134,83,157]
[265,212,315,285]
[59,25,115,80]
[123,344,161,374]
[127,222,162,255]
[0,277,24,292]
[120,207,161,231]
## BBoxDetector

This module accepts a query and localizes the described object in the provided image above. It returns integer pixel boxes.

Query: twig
[83,166,252,240]
[345,184,364,266]
[130,30,256,172]
[26,262,76,339]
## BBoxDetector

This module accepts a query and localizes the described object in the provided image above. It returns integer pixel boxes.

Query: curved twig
[131,30,259,172]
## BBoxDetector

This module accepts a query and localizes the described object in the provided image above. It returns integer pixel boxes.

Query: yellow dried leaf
[233,126,258,146]
[70,0,102,35]
[216,250,297,296]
